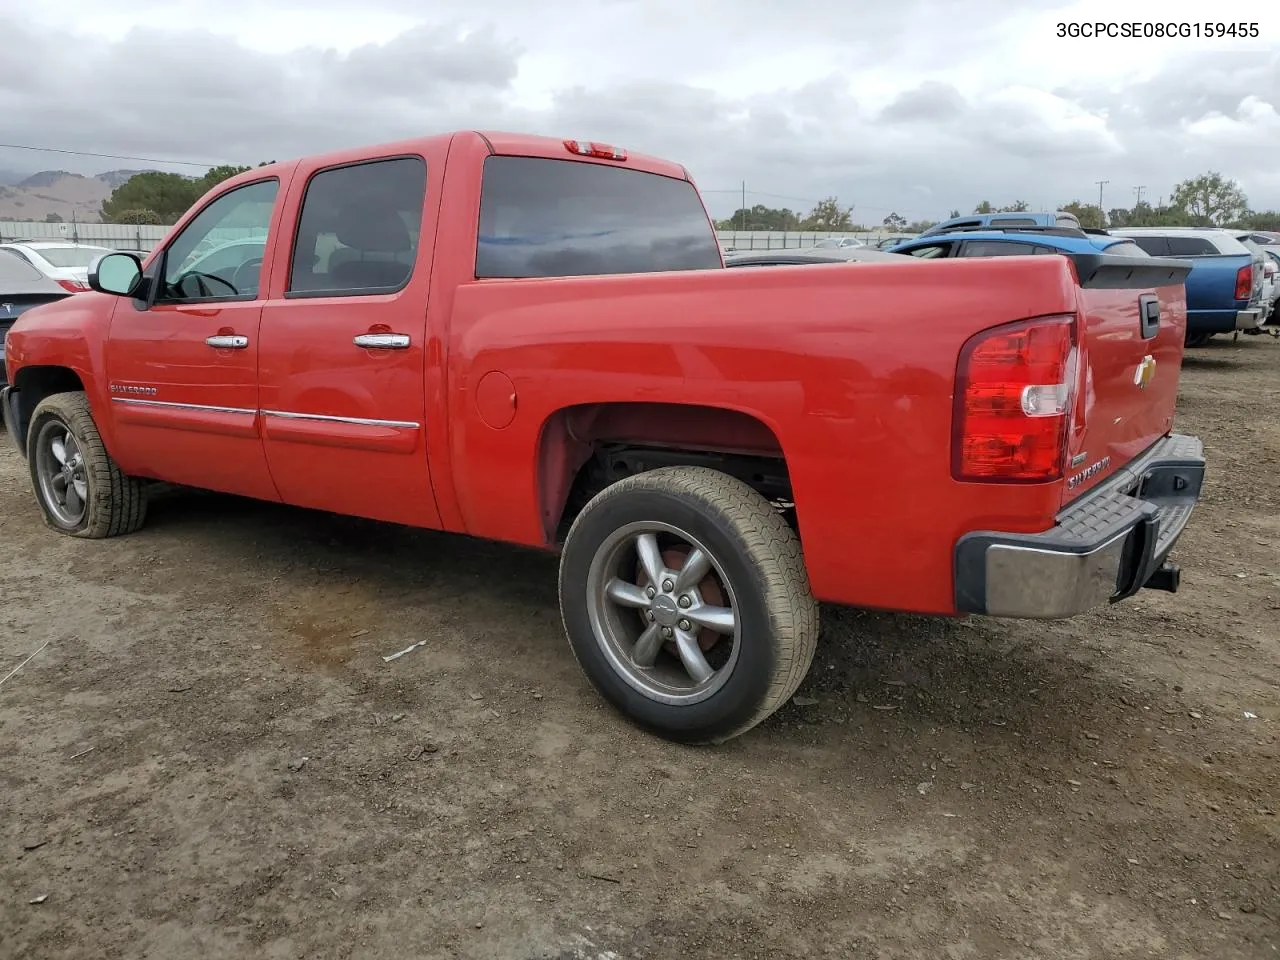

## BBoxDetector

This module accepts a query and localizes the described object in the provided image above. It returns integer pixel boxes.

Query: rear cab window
[1165,237,1219,256]
[959,240,1052,257]
[475,157,722,278]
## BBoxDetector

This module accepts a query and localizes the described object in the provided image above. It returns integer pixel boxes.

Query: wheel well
[538,402,795,544]
[10,366,85,449]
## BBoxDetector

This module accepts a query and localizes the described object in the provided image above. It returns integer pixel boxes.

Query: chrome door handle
[353,333,411,349]
[206,335,249,349]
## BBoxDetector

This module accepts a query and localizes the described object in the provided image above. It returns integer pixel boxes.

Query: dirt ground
[1,336,1277,960]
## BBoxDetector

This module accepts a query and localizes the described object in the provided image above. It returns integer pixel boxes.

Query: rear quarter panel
[445,255,1088,615]
[1184,255,1252,319]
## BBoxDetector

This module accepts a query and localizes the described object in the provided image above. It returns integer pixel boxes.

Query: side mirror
[88,252,143,297]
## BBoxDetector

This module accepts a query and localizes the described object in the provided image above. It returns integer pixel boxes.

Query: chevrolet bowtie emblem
[1134,354,1156,389]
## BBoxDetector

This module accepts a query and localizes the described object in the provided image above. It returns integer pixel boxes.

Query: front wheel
[558,466,819,744]
[27,391,147,538]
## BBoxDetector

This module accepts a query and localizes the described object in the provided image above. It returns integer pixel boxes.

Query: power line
[0,142,224,168]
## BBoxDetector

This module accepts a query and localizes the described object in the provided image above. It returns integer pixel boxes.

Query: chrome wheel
[585,520,740,705]
[34,420,89,528]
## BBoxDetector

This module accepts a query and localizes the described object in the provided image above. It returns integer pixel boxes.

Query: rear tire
[558,466,819,744]
[1185,332,1213,348]
[27,391,147,538]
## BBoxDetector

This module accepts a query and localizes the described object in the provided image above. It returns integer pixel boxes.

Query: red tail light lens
[953,315,1077,483]
[563,139,628,161]
[55,278,89,293]
[1234,265,1252,300]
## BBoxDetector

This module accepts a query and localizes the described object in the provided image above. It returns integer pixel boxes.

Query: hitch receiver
[1144,562,1181,594]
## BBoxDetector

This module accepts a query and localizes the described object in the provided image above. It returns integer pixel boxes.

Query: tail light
[564,139,627,161]
[952,315,1077,483]
[1264,261,1276,279]
[1234,265,1252,300]
[55,278,89,293]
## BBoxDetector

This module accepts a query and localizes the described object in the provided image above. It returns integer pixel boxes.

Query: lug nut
[646,610,655,621]
[645,585,657,598]
[661,627,673,638]
[662,579,674,592]
[678,619,692,632]
[678,595,691,608]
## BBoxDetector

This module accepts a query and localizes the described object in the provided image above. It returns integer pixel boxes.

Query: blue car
[887,226,1148,260]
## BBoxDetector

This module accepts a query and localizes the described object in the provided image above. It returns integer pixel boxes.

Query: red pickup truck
[2,131,1205,743]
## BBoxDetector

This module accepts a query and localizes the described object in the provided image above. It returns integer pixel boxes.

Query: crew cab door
[256,153,441,528]
[104,177,283,500]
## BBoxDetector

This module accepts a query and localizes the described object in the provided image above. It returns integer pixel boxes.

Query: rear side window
[288,156,426,297]
[960,240,1041,257]
[1129,236,1171,256]
[0,249,46,282]
[1103,241,1149,257]
[1165,236,1218,256]
[475,157,722,278]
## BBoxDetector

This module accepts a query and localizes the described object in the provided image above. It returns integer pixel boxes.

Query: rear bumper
[1236,308,1262,330]
[954,434,1205,619]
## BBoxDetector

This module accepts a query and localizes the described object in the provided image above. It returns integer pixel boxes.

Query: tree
[997,201,1031,213]
[44,212,64,223]
[948,209,961,218]
[1237,210,1280,231]
[801,196,854,231]
[973,201,994,214]
[1170,171,1248,227]
[100,162,261,225]
[716,204,802,231]
[906,219,937,233]
[111,209,164,225]
[1059,200,1105,229]
[882,212,907,231]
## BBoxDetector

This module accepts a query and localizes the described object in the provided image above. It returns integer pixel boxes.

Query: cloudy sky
[3,0,1279,222]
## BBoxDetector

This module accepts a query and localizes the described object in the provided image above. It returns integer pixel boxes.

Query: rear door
[1059,253,1193,502]
[256,152,442,528]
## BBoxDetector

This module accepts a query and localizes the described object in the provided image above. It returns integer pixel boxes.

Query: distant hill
[0,168,165,223]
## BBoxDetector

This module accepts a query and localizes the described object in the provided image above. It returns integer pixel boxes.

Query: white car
[0,241,119,293]
[812,236,866,249]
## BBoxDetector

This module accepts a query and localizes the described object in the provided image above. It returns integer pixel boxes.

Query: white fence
[0,221,915,254]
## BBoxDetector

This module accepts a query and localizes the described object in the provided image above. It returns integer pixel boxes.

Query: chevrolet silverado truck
[2,131,1206,743]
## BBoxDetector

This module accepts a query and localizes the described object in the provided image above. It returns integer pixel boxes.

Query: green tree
[973,200,994,214]
[1059,200,1105,229]
[1237,210,1280,231]
[111,209,164,225]
[44,212,64,223]
[716,204,802,231]
[800,196,854,231]
[101,162,260,225]
[1170,171,1247,227]
[1107,207,1132,228]
[948,209,961,218]
[883,212,907,231]
[997,200,1031,213]
[906,219,937,233]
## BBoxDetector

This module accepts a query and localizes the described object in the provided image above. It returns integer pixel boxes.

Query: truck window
[158,179,278,302]
[475,157,722,278]
[287,156,426,297]
[988,217,1037,227]
[1165,236,1218,257]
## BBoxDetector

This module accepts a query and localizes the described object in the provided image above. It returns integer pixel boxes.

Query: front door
[105,177,283,501]
[256,154,441,528]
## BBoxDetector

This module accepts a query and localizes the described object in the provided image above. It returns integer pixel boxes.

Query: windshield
[35,246,115,268]
[0,250,49,282]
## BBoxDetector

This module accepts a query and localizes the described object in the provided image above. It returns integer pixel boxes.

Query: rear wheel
[1185,332,1213,348]
[27,391,147,538]
[558,466,819,743]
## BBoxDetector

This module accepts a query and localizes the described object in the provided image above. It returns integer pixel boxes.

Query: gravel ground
[1,335,1277,960]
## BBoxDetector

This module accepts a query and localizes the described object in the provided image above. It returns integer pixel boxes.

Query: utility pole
[1133,185,1146,207]
[740,181,746,231]
[1095,179,1108,213]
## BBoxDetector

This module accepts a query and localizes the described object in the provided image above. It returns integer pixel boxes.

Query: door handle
[206,335,249,349]
[353,333,410,349]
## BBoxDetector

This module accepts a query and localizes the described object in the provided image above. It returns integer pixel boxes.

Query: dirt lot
[1,336,1278,960]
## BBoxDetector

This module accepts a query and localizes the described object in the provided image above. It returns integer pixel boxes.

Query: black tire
[1185,332,1213,348]
[26,391,147,538]
[558,466,819,744]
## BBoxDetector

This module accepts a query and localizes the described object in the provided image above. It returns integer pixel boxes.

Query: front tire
[558,466,819,744]
[27,391,147,538]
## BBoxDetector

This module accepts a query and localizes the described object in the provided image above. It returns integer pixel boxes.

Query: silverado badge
[1133,355,1156,390]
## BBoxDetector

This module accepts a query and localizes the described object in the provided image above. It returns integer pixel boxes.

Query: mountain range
[0,169,158,223]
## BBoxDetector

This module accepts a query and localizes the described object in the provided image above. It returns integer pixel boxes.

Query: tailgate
[1060,254,1193,505]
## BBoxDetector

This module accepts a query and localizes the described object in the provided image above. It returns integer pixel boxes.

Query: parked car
[812,236,865,249]
[0,253,72,384]
[724,247,915,267]
[886,225,1149,260]
[1,130,1204,744]
[1258,245,1280,321]
[1238,231,1280,245]
[1234,235,1276,326]
[875,237,911,249]
[0,241,119,293]
[1109,228,1267,345]
[916,210,1082,238]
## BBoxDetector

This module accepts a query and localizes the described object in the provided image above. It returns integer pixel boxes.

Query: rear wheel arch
[534,401,797,544]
